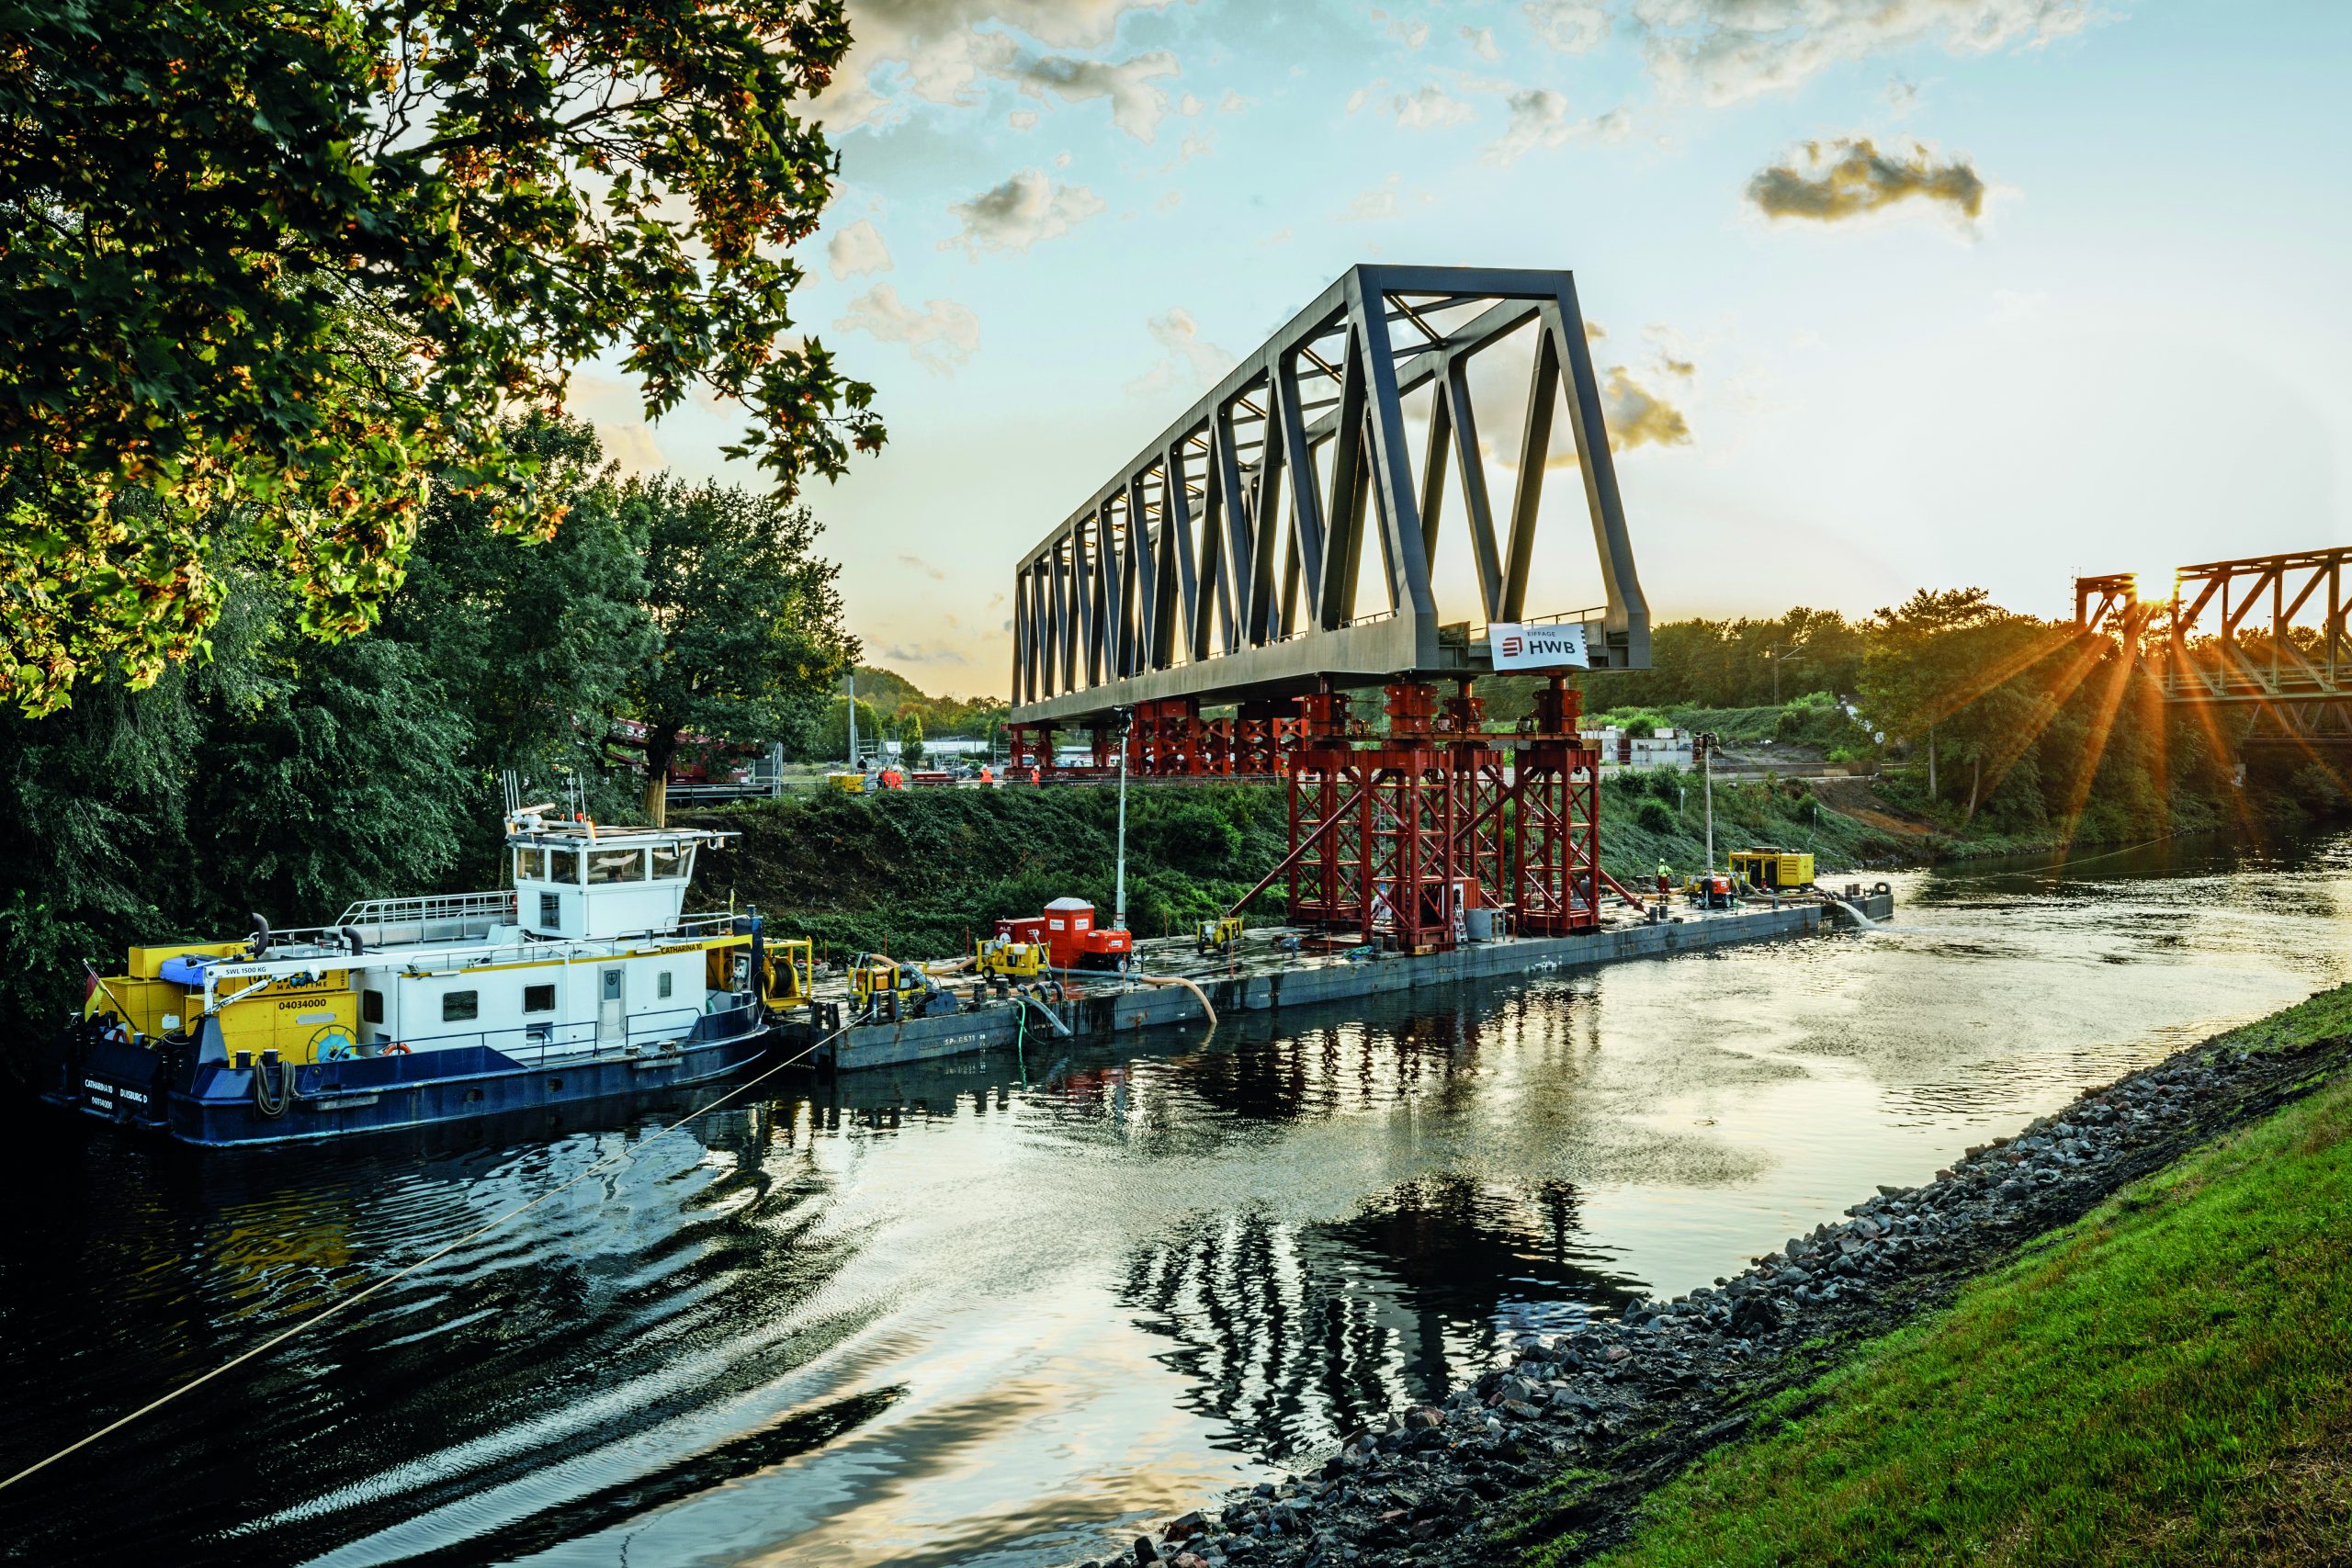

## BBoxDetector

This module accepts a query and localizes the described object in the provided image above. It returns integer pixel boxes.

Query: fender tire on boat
[383,1043,411,1055]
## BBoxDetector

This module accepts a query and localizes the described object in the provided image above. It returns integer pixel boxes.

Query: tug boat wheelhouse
[47,812,811,1146]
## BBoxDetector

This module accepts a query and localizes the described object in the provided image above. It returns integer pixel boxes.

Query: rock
[1403,1405,1444,1430]
[1135,1536,1161,1565]
[1167,1511,1207,1542]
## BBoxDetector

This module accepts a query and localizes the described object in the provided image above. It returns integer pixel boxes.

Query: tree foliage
[619,475,855,822]
[0,0,877,716]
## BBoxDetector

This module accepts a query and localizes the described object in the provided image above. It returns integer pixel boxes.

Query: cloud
[835,284,982,373]
[594,421,666,477]
[1152,128,1215,175]
[1358,82,1477,129]
[1482,87,1629,164]
[896,551,950,581]
[1340,174,1414,221]
[1462,25,1502,61]
[1526,0,1611,51]
[1002,50,1181,141]
[1745,136,1987,224]
[813,0,1186,130]
[1600,367,1691,451]
[1125,307,1235,398]
[1384,15,1431,48]
[1633,0,2101,106]
[1008,107,1041,128]
[1885,73,1921,112]
[826,219,894,280]
[942,168,1108,254]
[1487,87,1570,163]
[1217,88,1251,113]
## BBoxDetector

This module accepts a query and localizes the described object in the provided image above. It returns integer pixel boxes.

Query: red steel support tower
[1512,675,1601,936]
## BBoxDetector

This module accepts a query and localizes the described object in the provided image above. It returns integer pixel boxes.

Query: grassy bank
[1575,988,2352,1568]
[682,773,1904,957]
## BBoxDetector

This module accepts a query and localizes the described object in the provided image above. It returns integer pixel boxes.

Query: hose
[1133,972,1218,1030]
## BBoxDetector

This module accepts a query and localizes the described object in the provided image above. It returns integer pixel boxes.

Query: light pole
[845,671,859,771]
[1113,705,1134,937]
[1698,730,1719,873]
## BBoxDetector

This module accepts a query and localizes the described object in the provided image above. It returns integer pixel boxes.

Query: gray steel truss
[2077,547,2352,706]
[1010,265,1650,726]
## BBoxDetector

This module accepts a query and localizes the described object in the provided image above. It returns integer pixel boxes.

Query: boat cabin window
[361,990,384,1025]
[588,847,646,885]
[651,843,691,879]
[658,971,673,999]
[539,893,560,928]
[443,990,480,1022]
[515,847,543,880]
[524,983,556,1013]
[547,850,581,886]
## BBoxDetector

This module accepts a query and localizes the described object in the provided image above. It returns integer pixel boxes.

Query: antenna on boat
[500,769,522,821]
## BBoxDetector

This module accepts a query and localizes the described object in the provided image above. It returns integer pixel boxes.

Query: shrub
[1636,799,1676,834]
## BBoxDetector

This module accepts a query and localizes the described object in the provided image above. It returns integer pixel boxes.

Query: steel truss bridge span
[2075,547,2352,752]
[1010,265,1650,728]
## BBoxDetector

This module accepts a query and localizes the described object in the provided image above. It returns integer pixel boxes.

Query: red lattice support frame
[1009,723,1055,777]
[1287,748,1365,930]
[1363,746,1459,952]
[1512,676,1600,935]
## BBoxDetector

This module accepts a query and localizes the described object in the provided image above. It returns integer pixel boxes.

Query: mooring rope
[0,1020,851,1495]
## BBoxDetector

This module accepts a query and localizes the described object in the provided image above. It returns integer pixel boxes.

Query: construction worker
[1657,861,1673,898]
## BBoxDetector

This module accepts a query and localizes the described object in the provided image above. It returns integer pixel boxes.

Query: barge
[46,812,811,1146]
[790,885,1895,1073]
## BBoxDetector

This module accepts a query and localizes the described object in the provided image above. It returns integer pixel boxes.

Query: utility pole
[1113,705,1134,938]
[845,671,859,771]
[1698,730,1718,872]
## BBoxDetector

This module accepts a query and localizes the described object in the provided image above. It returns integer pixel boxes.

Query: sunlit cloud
[826,219,895,280]
[835,284,983,373]
[943,168,1109,254]
[1125,307,1236,399]
[1746,136,1988,225]
[1636,0,2105,107]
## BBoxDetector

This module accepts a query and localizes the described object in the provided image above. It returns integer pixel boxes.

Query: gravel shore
[1074,1028,2348,1568]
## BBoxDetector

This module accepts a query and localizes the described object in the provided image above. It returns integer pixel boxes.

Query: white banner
[1487,621,1589,671]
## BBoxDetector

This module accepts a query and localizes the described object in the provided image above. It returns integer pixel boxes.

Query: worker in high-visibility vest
[1656,860,1673,898]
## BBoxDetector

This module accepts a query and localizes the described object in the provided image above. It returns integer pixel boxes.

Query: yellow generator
[1195,915,1244,956]
[974,936,1046,980]
[850,955,926,1005]
[1730,847,1815,891]
[824,771,867,794]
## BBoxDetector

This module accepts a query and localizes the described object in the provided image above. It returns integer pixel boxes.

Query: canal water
[4,831,2349,1566]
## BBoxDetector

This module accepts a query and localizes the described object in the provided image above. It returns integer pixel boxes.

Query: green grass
[1570,1008,2352,1568]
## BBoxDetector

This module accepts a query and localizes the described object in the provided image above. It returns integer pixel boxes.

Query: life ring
[383,1042,412,1055]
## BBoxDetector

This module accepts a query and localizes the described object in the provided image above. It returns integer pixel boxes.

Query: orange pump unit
[998,898,1132,971]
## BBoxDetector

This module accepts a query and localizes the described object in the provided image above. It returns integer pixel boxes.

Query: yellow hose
[1133,972,1217,1029]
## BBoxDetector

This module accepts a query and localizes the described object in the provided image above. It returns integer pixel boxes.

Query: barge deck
[791,889,1894,1072]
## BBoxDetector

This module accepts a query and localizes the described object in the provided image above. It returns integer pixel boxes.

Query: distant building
[1580,726,1693,772]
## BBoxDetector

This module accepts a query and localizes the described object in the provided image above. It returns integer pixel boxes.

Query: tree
[620,477,854,824]
[815,695,881,763]
[379,417,654,821]
[899,712,926,766]
[0,0,880,718]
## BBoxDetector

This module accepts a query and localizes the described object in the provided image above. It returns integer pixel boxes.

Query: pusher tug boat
[46,807,812,1146]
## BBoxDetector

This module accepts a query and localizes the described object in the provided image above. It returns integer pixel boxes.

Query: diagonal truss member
[1011,265,1650,725]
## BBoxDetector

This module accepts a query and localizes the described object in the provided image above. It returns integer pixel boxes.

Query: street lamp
[1113,705,1135,939]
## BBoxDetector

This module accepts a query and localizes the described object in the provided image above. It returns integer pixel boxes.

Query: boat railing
[334,889,519,948]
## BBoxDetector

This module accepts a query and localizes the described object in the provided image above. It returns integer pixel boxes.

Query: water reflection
[3,829,2349,1567]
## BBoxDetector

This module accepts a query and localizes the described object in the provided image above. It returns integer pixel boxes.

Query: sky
[585,0,2352,700]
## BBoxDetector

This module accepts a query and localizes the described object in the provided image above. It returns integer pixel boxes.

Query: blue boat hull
[44,1010,775,1147]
